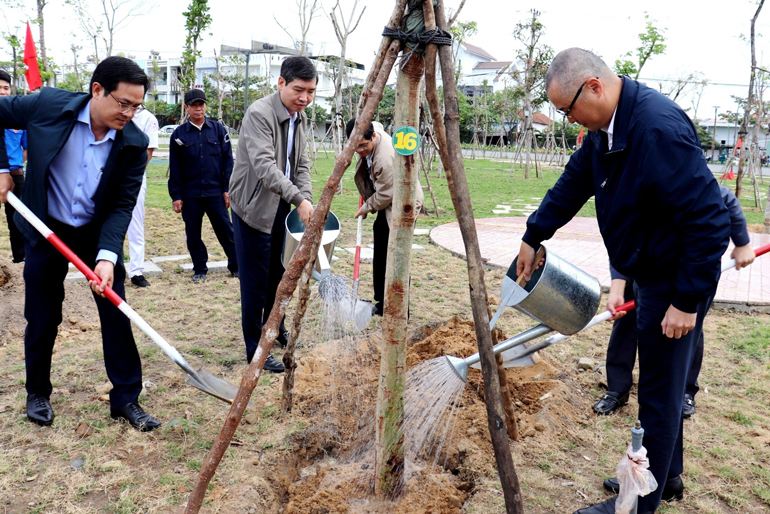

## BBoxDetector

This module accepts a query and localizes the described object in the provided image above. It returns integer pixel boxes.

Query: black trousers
[605,281,704,398]
[4,173,25,262]
[372,209,389,305]
[24,219,143,405]
[634,280,713,512]
[180,196,238,274]
[232,200,289,362]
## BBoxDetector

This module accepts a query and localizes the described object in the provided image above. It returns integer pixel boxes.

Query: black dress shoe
[275,329,303,349]
[263,354,285,373]
[130,275,151,287]
[110,402,161,432]
[683,394,696,418]
[192,272,207,283]
[604,475,683,502]
[593,391,630,415]
[573,496,616,514]
[27,394,54,426]
[371,302,383,317]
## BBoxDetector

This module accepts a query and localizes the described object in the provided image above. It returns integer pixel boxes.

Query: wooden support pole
[375,46,424,498]
[423,1,524,512]
[183,14,406,513]
[281,256,315,411]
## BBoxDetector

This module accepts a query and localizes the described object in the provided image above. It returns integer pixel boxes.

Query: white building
[137,46,366,118]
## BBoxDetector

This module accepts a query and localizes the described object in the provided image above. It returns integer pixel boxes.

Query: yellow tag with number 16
[392,126,420,156]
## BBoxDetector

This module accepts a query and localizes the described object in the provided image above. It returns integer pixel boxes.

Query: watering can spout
[446,355,469,383]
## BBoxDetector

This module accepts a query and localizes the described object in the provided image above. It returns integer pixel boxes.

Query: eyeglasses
[556,78,595,118]
[109,93,144,114]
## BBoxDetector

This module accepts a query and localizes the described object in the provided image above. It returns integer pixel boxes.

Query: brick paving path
[430,217,770,307]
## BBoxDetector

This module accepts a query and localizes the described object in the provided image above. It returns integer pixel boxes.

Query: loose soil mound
[278,316,591,513]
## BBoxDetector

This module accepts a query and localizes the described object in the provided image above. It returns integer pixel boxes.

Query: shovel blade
[186,369,255,409]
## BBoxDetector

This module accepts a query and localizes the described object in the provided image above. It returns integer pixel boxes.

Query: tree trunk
[281,255,315,411]
[426,1,524,512]
[37,0,54,87]
[736,0,765,199]
[375,48,423,499]
[183,9,407,510]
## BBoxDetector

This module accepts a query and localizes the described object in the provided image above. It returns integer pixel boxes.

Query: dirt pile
[278,316,591,513]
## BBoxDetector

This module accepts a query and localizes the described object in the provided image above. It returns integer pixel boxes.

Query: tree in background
[274,0,321,56]
[35,0,53,86]
[201,55,269,131]
[512,9,553,178]
[449,20,477,83]
[179,0,212,101]
[58,42,91,92]
[737,0,764,200]
[66,0,152,61]
[614,12,666,79]
[329,0,366,158]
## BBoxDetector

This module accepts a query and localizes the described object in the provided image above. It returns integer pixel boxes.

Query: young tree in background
[179,0,211,100]
[512,9,553,179]
[274,0,321,56]
[614,12,666,79]
[66,0,152,60]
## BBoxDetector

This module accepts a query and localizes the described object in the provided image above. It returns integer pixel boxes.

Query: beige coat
[229,92,313,233]
[353,122,423,228]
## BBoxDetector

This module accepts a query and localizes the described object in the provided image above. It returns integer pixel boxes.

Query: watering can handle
[516,246,546,287]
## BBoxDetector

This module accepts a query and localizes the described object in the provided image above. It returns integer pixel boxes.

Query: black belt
[9,167,23,176]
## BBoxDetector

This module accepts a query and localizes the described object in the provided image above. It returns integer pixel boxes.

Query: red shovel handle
[353,196,363,281]
[46,233,124,307]
[605,241,770,316]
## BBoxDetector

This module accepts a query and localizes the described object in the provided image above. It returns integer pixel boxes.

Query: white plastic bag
[614,443,658,514]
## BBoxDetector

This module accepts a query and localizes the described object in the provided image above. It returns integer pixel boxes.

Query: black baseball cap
[184,89,206,105]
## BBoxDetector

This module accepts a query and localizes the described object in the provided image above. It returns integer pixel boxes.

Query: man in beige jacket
[229,56,315,371]
[345,118,423,316]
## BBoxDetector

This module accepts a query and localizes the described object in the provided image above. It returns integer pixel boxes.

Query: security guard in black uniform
[168,89,238,282]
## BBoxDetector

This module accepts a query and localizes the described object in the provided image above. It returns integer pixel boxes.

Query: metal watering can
[282,209,340,282]
[449,246,602,381]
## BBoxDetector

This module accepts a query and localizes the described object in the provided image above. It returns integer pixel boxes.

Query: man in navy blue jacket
[517,48,730,514]
[594,185,755,419]
[0,56,160,431]
[168,89,237,282]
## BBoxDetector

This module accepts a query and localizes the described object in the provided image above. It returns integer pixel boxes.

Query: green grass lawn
[143,153,765,230]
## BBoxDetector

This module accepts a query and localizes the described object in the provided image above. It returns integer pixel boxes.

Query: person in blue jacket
[0,69,28,263]
[516,48,730,514]
[0,56,160,432]
[168,89,238,282]
[594,185,755,418]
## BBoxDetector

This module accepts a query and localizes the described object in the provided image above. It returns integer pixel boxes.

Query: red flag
[720,170,735,180]
[23,22,42,91]
[577,127,584,146]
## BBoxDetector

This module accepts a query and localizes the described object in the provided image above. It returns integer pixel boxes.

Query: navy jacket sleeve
[639,124,730,312]
[522,144,595,249]
[220,124,233,192]
[719,185,750,247]
[168,127,183,201]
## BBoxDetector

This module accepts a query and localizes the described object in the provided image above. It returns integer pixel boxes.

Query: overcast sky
[3,0,768,119]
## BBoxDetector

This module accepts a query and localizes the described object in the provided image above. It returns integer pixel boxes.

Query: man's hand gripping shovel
[7,191,251,408]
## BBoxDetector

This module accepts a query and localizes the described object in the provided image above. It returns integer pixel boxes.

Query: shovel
[498,241,770,367]
[488,246,546,331]
[7,191,248,408]
[348,195,373,330]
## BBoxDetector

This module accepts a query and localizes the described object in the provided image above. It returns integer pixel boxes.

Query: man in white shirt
[127,109,159,287]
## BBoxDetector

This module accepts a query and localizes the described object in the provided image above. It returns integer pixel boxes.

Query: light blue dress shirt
[48,100,118,264]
